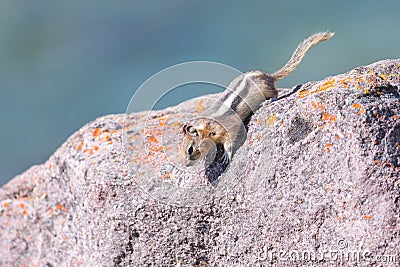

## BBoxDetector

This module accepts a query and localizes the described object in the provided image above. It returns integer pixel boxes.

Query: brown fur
[181,32,334,166]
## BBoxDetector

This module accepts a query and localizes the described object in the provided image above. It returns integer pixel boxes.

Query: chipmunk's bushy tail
[272,32,334,81]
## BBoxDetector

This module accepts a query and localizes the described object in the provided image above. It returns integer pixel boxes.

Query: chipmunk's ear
[182,124,199,137]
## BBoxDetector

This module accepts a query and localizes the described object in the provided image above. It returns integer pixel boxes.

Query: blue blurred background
[1,0,399,186]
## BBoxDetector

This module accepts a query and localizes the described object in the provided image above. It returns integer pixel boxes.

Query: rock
[1,59,399,266]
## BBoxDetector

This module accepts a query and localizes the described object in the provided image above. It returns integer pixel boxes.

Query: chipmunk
[181,32,334,167]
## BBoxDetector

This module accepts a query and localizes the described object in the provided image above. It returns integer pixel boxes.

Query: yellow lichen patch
[337,77,351,89]
[299,89,310,98]
[195,99,204,113]
[266,114,278,126]
[316,79,335,93]
[257,117,265,125]
[311,101,325,112]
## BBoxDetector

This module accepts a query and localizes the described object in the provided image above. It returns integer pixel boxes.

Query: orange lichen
[323,147,331,153]
[363,215,373,220]
[334,135,340,140]
[311,101,325,111]
[323,143,333,152]
[19,203,25,209]
[3,202,9,208]
[322,113,336,123]
[299,89,310,98]
[317,79,335,93]
[392,115,399,120]
[395,142,399,148]
[47,207,54,215]
[93,128,101,137]
[76,140,84,150]
[358,108,365,115]
[148,135,158,143]
[23,210,28,216]
[56,203,66,211]
[94,146,99,151]
[158,116,168,127]
[149,145,163,152]
[351,103,361,109]
[160,171,172,180]
[311,101,317,109]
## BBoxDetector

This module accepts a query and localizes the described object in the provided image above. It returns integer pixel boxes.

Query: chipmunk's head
[181,118,228,166]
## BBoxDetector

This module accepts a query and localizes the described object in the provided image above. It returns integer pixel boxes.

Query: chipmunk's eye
[187,126,195,133]
[184,125,198,137]
[187,145,194,155]
[210,132,216,136]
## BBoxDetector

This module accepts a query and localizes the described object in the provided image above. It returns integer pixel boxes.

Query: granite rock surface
[1,59,399,266]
